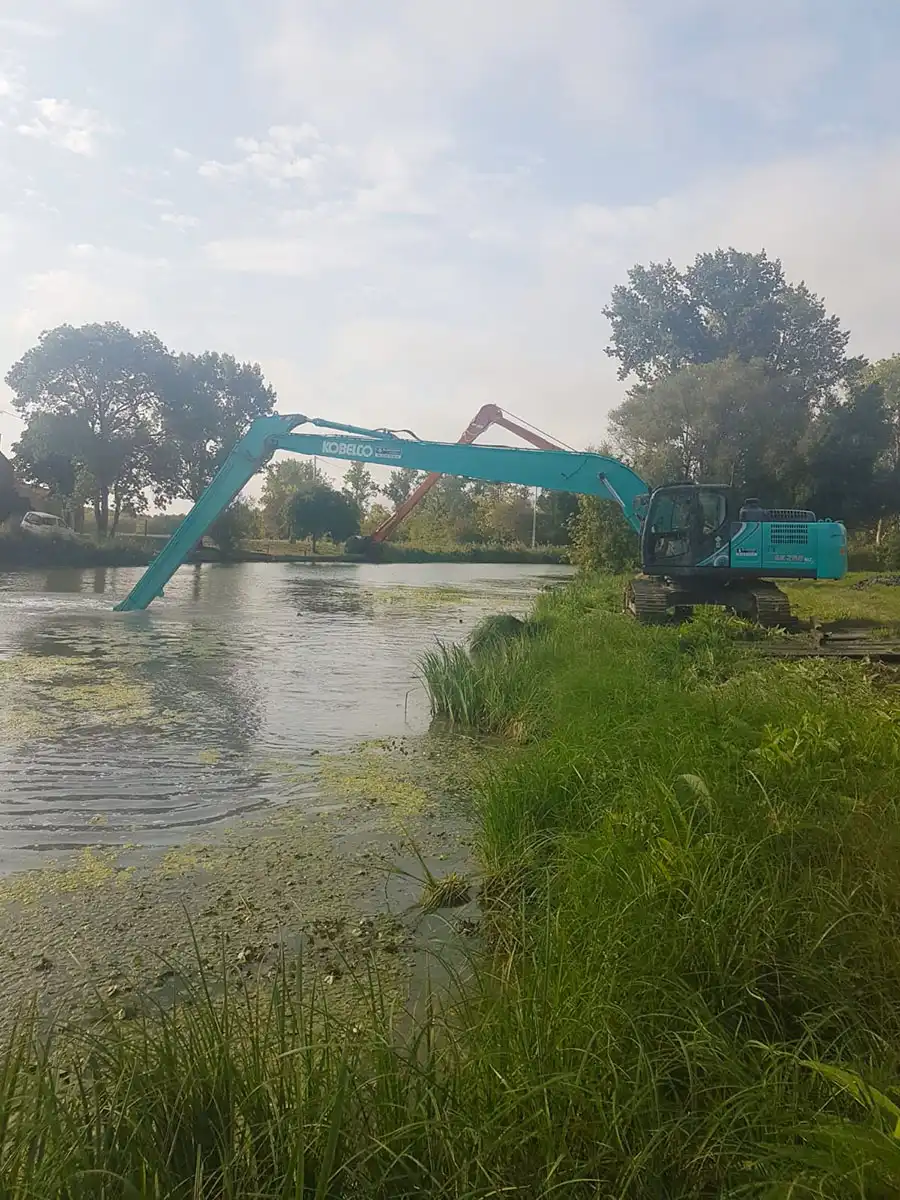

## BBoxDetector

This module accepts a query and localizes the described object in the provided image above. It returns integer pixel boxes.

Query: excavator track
[625,578,670,625]
[745,584,792,629]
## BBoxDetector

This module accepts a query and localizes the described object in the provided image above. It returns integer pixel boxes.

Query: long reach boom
[114,413,649,611]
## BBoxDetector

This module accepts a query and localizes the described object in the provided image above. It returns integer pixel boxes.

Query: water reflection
[0,562,572,868]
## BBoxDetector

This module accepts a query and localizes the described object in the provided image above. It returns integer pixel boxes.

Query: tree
[798,378,889,527]
[608,356,808,498]
[569,496,639,573]
[260,459,324,537]
[6,323,171,535]
[13,412,98,529]
[382,467,422,508]
[864,357,900,532]
[362,502,393,534]
[471,482,533,545]
[405,477,480,548]
[289,482,360,552]
[604,248,858,404]
[342,462,379,513]
[0,453,23,524]
[208,498,263,554]
[535,490,579,545]
[154,352,276,505]
[6,323,168,534]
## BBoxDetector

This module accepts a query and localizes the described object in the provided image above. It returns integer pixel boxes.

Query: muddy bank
[0,735,486,1034]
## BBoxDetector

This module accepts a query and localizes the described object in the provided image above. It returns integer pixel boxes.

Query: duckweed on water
[317,744,432,818]
[0,848,133,905]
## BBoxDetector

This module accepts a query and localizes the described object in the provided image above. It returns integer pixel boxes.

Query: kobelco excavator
[114,413,847,624]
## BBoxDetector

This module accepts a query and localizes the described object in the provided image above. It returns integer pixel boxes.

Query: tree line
[4,248,899,559]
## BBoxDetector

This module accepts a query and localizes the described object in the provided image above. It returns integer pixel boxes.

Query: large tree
[289,482,360,552]
[608,356,808,498]
[603,248,858,404]
[154,351,276,505]
[6,323,170,534]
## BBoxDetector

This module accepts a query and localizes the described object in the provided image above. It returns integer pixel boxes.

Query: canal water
[0,562,571,870]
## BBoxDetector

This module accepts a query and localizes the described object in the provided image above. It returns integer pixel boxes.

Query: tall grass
[3,575,900,1195]
[423,575,900,1194]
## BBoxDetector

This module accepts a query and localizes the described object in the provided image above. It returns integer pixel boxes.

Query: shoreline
[0,542,569,570]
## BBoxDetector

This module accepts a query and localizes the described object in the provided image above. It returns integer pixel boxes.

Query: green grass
[3,572,900,1195]
[783,572,900,626]
[422,574,900,1195]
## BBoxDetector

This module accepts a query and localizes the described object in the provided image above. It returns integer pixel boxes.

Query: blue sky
[1,0,899,473]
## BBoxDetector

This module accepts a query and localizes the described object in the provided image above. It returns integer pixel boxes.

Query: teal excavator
[114,413,847,623]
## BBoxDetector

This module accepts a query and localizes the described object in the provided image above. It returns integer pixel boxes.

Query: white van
[20,511,76,538]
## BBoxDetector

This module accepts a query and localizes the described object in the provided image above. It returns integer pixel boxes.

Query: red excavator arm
[370,403,564,543]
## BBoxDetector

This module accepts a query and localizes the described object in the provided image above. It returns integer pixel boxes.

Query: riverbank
[2,576,900,1196]
[0,531,568,570]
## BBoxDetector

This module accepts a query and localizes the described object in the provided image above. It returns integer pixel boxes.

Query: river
[0,561,571,871]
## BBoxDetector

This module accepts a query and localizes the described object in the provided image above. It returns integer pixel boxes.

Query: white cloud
[198,124,332,187]
[160,212,199,231]
[16,96,113,155]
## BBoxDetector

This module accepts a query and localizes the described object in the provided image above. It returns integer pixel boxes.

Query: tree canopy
[6,323,169,533]
[603,248,857,405]
[596,248,899,537]
[608,356,808,498]
[154,352,276,505]
[261,459,324,538]
[289,483,360,552]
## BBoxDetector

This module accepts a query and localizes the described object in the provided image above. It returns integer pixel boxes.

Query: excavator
[363,403,567,546]
[114,412,848,623]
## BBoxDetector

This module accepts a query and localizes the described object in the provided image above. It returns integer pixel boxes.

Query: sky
[1,0,899,490]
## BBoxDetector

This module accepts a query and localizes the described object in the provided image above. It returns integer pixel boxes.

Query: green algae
[0,848,134,906]
[367,584,477,612]
[317,745,432,818]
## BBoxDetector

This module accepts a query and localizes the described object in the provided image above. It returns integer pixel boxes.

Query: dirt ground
[0,735,486,1036]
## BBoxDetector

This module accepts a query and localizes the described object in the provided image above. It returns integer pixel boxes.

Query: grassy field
[783,572,900,627]
[2,573,900,1196]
